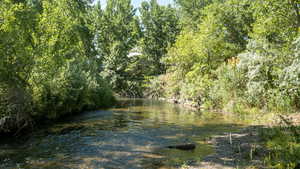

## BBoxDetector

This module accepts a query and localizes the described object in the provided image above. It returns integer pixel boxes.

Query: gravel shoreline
[184,126,267,169]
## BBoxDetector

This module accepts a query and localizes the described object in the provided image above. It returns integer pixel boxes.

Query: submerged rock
[46,125,85,135]
[167,143,196,150]
[130,111,143,114]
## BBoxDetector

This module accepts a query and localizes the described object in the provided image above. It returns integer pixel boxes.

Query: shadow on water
[0,99,257,169]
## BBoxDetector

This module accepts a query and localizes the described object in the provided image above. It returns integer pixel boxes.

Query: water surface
[0,99,247,169]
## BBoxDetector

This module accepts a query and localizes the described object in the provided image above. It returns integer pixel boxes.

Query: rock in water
[167,144,196,150]
[131,111,143,114]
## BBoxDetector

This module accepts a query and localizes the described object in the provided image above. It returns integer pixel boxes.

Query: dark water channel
[0,99,247,169]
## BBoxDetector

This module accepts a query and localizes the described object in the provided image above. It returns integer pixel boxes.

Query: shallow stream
[0,99,249,169]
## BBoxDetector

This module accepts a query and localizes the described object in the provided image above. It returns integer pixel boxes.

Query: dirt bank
[183,126,268,169]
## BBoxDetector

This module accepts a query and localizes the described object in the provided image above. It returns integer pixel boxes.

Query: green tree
[0,0,37,88]
[94,0,141,94]
[0,0,115,133]
[251,0,300,44]
[34,0,95,75]
[29,0,112,118]
[160,0,255,102]
[174,0,215,28]
[167,0,254,78]
[139,0,180,76]
[0,0,38,120]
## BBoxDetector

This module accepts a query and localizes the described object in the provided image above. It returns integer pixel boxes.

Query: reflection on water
[0,99,246,169]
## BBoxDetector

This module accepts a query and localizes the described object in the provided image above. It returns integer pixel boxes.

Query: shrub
[278,37,300,109]
[30,59,115,119]
[206,63,246,109]
[237,40,279,107]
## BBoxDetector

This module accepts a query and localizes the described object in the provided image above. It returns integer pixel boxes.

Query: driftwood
[167,143,196,150]
[130,111,143,114]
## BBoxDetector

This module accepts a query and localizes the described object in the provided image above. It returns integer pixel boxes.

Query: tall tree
[0,0,37,88]
[165,0,255,89]
[94,0,140,94]
[139,0,180,76]
[174,0,222,29]
[0,0,38,119]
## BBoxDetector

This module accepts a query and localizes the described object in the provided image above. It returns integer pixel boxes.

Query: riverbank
[182,126,266,169]
[0,99,116,137]
[157,95,300,169]
[0,96,205,136]
[155,97,278,168]
[158,98,201,110]
[182,112,300,169]
[148,98,278,168]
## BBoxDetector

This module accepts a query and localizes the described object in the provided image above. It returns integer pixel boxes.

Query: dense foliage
[0,0,115,133]
[91,0,180,97]
[149,0,300,111]
[145,0,300,167]
[0,0,180,133]
[93,0,140,96]
[1,0,300,166]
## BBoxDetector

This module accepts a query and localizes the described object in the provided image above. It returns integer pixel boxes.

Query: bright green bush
[30,59,115,119]
[206,63,246,109]
[181,74,212,105]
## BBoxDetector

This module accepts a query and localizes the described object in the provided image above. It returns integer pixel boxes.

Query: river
[0,99,249,169]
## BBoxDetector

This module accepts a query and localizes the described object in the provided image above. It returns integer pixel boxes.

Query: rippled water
[0,99,246,169]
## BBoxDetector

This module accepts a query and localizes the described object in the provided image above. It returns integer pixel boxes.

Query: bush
[181,74,211,105]
[261,117,300,169]
[30,59,115,119]
[276,37,300,109]
[144,75,167,98]
[205,63,246,109]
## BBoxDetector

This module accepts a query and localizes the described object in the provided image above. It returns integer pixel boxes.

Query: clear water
[0,99,246,169]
